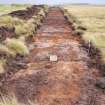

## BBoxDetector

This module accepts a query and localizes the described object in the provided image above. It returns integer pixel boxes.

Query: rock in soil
[49,55,58,62]
[96,77,105,89]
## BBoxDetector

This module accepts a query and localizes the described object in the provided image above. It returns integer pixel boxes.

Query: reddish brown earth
[2,7,105,105]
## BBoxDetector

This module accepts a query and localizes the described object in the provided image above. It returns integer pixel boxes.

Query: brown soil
[0,26,15,42]
[9,5,44,20]
[1,7,105,105]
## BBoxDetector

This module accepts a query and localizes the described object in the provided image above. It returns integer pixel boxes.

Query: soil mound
[9,5,43,20]
[0,26,15,41]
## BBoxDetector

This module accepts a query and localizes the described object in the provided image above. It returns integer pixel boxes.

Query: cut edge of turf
[62,7,105,76]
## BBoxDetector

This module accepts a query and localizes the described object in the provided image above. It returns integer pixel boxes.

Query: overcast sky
[0,0,105,4]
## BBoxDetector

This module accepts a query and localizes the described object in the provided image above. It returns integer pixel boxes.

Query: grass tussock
[15,21,36,37]
[0,16,25,28]
[38,9,46,17]
[0,16,14,28]
[43,5,49,13]
[0,96,39,105]
[32,16,42,25]
[0,44,14,56]
[0,97,19,105]
[5,38,29,56]
[0,60,6,74]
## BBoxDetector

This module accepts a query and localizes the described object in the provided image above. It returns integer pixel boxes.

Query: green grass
[64,5,105,62]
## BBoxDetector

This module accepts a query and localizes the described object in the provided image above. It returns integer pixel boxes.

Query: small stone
[49,55,58,62]
[96,77,105,89]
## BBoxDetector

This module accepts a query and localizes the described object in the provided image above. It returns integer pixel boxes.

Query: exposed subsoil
[1,7,105,105]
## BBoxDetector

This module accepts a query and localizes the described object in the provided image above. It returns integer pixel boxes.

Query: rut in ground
[3,7,105,105]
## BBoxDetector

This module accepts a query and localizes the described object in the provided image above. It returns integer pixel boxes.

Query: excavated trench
[1,7,105,105]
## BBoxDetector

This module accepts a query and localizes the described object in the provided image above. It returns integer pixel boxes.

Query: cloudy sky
[0,0,104,4]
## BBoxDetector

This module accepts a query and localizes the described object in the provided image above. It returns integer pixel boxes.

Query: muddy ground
[0,7,105,105]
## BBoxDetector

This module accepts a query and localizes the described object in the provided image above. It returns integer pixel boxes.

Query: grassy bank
[0,5,48,74]
[64,5,105,62]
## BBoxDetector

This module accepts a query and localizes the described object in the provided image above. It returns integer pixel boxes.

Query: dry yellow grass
[5,38,29,56]
[64,5,105,62]
[0,96,38,105]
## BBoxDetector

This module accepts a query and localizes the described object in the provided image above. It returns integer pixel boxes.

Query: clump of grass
[43,5,49,13]
[0,44,14,56]
[23,22,36,36]
[15,17,37,37]
[15,24,27,36]
[5,38,29,56]
[0,16,14,28]
[0,96,20,105]
[0,15,25,30]
[32,16,42,26]
[38,9,45,17]
[12,17,25,26]
[0,96,39,105]
[0,60,6,74]
[15,22,35,37]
